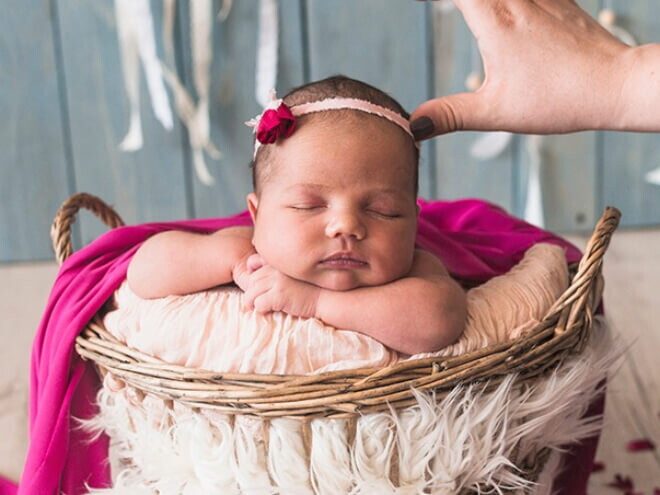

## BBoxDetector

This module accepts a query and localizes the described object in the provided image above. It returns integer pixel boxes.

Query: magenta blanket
[4,198,594,494]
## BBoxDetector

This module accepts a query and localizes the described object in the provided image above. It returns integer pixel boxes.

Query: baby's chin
[309,273,394,292]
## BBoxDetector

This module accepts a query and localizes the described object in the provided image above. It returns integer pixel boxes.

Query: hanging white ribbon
[159,1,221,186]
[114,0,173,152]
[217,0,233,21]
[433,0,455,13]
[470,132,514,160]
[256,0,279,108]
[161,63,220,187]
[190,0,216,185]
[599,8,637,47]
[645,167,660,186]
[162,0,176,66]
[524,135,545,227]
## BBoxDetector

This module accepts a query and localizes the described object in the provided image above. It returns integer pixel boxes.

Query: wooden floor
[0,229,658,491]
[566,229,660,494]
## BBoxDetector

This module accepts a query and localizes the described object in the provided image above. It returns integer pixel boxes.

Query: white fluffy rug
[83,317,619,495]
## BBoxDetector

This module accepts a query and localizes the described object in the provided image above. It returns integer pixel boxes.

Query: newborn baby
[127,76,466,355]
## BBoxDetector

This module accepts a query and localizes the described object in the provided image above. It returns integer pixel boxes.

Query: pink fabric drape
[2,199,599,495]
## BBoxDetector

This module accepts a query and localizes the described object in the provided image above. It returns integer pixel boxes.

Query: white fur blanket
[84,317,617,495]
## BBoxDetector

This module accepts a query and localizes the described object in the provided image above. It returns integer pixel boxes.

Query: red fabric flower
[256,103,296,144]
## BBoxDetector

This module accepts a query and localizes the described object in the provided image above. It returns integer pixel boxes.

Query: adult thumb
[410,92,486,140]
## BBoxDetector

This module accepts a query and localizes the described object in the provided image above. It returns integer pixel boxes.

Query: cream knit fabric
[104,243,568,373]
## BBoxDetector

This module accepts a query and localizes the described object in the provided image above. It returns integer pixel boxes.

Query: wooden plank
[56,0,190,247]
[305,0,435,198]
[602,0,660,227]
[430,4,515,211]
[178,0,306,220]
[0,0,72,262]
[566,231,660,494]
[516,131,599,232]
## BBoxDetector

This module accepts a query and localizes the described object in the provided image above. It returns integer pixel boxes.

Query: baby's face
[248,115,418,291]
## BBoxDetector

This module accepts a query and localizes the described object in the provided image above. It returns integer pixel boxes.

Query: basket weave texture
[51,193,620,420]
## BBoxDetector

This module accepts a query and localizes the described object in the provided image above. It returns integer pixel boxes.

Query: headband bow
[245,90,296,145]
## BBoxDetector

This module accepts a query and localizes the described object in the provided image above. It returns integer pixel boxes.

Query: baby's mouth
[319,253,368,268]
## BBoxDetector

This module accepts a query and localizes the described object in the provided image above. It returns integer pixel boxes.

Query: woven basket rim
[52,193,621,418]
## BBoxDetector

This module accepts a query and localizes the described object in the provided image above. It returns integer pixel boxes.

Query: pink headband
[245,91,418,157]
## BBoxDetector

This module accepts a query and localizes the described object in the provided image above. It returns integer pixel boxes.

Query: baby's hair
[250,75,419,194]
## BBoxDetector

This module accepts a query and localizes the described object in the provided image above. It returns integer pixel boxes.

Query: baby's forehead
[284,181,406,197]
[254,114,418,194]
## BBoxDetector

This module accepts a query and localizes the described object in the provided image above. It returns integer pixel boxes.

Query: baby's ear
[247,193,259,222]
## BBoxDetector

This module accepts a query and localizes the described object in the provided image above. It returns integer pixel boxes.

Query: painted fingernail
[410,116,435,140]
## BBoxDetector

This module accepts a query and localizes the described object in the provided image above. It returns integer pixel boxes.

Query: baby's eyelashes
[289,205,325,211]
[367,208,402,218]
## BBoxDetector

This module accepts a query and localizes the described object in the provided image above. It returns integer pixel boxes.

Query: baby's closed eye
[288,203,326,211]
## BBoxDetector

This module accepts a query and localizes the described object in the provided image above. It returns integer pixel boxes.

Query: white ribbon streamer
[115,0,143,151]
[256,0,279,108]
[433,0,455,13]
[162,0,176,66]
[161,64,220,187]
[217,0,233,21]
[191,0,215,185]
[115,0,173,152]
[470,132,514,161]
[524,135,545,228]
[599,8,637,47]
[645,167,660,186]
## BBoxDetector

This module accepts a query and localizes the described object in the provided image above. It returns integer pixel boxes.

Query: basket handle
[51,193,125,265]
[574,206,621,281]
[546,206,621,329]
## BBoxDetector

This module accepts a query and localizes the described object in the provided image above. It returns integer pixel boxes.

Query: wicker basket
[51,192,620,418]
[51,193,621,492]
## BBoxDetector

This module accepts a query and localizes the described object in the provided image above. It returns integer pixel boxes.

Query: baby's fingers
[247,253,265,273]
[232,263,251,291]
[241,277,271,311]
[252,292,277,314]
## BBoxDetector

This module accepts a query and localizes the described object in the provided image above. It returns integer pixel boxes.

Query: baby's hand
[231,251,254,291]
[241,254,320,319]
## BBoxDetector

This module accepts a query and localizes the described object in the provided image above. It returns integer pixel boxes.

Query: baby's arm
[316,250,466,354]
[242,250,466,355]
[127,226,255,299]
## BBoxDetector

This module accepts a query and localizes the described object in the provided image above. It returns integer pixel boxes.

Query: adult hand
[241,254,320,318]
[410,0,636,139]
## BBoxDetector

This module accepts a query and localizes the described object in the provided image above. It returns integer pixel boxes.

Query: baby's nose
[325,210,366,240]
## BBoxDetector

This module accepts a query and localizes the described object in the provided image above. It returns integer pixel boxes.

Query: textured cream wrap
[104,243,569,372]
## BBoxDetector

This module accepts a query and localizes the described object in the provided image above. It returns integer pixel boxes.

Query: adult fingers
[410,91,488,140]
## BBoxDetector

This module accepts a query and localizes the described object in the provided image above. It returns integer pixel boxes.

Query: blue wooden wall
[2,0,660,263]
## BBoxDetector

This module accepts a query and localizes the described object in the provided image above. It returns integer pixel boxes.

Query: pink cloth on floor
[2,198,595,495]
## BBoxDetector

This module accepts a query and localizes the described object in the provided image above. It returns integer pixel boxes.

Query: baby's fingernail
[410,116,435,140]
